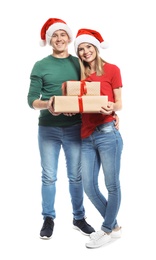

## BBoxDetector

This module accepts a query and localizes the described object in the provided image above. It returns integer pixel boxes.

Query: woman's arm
[100,87,122,114]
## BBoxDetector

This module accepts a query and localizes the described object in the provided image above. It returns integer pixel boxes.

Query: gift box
[62,81,100,96]
[53,95,108,113]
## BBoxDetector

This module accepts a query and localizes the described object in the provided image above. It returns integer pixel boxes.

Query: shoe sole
[40,235,52,240]
[86,237,111,248]
[73,225,91,236]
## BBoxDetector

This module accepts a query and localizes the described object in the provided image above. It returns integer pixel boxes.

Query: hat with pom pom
[40,18,73,47]
[74,28,108,53]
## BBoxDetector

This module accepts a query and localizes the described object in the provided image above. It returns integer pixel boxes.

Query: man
[27,18,95,239]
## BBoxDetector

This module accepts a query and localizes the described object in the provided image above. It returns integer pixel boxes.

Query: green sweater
[27,55,81,127]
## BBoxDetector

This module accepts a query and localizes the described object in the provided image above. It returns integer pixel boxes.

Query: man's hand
[113,114,119,130]
[47,96,61,116]
[63,113,76,116]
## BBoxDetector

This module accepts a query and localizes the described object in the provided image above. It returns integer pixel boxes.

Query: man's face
[50,29,70,52]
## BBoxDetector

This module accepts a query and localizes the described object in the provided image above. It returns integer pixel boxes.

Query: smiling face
[78,43,97,63]
[50,29,70,53]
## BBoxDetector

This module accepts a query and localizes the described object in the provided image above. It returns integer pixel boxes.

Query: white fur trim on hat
[100,41,109,49]
[40,39,46,47]
[74,34,109,53]
[45,22,73,45]
[74,34,100,53]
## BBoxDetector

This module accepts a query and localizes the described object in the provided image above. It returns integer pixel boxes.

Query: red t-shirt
[81,62,123,138]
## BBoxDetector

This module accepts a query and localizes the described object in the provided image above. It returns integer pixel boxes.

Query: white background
[0,0,156,259]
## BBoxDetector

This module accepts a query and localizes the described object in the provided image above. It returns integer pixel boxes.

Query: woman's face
[78,43,97,63]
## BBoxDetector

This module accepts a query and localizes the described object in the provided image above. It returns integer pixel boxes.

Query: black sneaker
[73,218,95,236]
[40,217,54,239]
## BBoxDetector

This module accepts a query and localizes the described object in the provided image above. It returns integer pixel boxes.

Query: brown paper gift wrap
[62,81,101,96]
[53,95,108,113]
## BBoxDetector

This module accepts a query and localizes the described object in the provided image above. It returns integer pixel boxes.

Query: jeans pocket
[96,123,114,133]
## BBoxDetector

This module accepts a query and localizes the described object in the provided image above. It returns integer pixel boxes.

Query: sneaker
[86,230,111,248]
[40,217,54,239]
[73,218,95,236]
[111,226,122,238]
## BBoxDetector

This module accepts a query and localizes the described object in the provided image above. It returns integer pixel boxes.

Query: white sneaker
[111,227,122,238]
[86,230,111,248]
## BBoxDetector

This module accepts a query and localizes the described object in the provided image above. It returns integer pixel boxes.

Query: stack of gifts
[53,80,108,113]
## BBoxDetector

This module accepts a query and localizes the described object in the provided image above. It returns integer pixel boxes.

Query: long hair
[77,46,107,80]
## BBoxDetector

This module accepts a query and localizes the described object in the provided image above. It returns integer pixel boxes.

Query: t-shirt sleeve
[111,65,123,89]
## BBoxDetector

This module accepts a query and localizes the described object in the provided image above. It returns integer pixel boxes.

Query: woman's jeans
[38,124,85,220]
[81,121,123,233]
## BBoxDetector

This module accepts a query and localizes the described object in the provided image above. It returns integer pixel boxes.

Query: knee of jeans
[69,176,82,183]
[42,175,57,185]
[106,183,120,193]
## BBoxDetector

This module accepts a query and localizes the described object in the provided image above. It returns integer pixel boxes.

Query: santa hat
[40,18,73,46]
[74,28,108,53]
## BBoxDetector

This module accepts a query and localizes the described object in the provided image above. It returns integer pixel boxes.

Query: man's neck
[52,50,69,58]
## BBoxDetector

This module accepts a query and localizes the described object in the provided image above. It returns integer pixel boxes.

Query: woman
[74,28,124,248]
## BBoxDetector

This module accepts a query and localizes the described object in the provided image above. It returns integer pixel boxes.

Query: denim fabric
[81,121,123,233]
[38,124,85,220]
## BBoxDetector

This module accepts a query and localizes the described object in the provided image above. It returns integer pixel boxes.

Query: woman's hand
[100,101,114,115]
[100,101,120,130]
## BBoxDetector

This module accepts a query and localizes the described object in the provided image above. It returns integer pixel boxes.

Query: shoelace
[90,230,106,240]
[43,218,53,228]
[76,218,88,227]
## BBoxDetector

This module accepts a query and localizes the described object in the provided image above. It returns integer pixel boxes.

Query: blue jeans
[38,124,85,220]
[81,121,123,233]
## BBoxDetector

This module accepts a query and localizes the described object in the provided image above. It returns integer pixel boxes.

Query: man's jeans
[81,121,123,233]
[38,124,85,220]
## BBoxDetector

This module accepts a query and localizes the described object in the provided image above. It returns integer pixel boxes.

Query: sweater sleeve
[27,61,43,108]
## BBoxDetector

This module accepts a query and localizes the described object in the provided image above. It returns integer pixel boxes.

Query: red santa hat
[74,28,108,53]
[40,18,73,46]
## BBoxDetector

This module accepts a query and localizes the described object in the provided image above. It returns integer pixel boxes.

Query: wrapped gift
[53,95,108,113]
[62,81,100,96]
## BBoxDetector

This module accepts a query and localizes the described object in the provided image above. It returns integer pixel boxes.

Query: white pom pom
[100,41,109,49]
[39,40,46,47]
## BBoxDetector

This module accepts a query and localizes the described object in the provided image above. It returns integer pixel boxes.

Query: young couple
[27,18,123,249]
